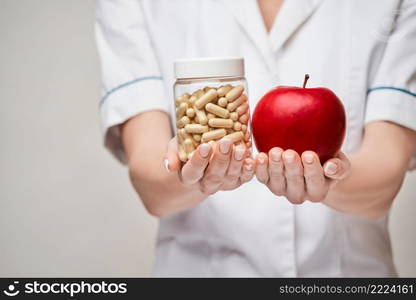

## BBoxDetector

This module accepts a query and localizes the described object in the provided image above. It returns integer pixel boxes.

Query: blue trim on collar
[367,86,416,98]
[100,76,163,107]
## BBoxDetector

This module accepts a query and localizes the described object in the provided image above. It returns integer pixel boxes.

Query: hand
[255,148,351,204]
[164,136,256,195]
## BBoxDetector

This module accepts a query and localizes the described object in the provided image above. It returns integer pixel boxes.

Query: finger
[255,152,269,184]
[181,143,212,184]
[323,151,351,180]
[267,147,285,195]
[200,138,232,194]
[283,150,305,204]
[240,158,256,183]
[163,136,181,172]
[221,144,246,190]
[301,151,328,202]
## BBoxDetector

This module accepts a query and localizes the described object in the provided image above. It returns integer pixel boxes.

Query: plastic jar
[173,57,252,162]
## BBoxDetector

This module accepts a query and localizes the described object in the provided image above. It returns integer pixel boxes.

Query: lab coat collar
[269,0,324,52]
[217,0,274,70]
[217,0,323,58]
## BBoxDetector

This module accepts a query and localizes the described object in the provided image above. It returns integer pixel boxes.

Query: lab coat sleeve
[95,0,169,164]
[365,0,416,170]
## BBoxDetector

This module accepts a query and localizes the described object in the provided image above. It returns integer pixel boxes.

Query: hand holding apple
[254,148,350,204]
[252,75,350,203]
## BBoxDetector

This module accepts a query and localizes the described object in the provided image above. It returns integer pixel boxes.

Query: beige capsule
[233,121,242,131]
[184,138,195,154]
[184,124,209,134]
[217,85,233,97]
[176,102,188,118]
[225,85,244,102]
[239,112,249,124]
[224,131,244,143]
[201,129,227,143]
[208,118,234,128]
[204,86,215,92]
[175,93,190,106]
[178,128,193,141]
[206,103,230,118]
[207,113,216,120]
[193,134,201,142]
[236,103,249,115]
[195,89,218,109]
[188,95,198,105]
[182,129,200,147]
[241,124,247,132]
[193,89,205,98]
[178,144,188,162]
[226,94,247,112]
[186,108,196,118]
[217,97,228,107]
[177,130,184,143]
[176,116,191,128]
[230,112,239,121]
[194,107,208,125]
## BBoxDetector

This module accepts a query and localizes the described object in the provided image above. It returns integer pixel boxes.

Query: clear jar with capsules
[173,57,252,162]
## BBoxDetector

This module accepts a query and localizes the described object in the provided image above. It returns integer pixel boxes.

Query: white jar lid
[174,57,244,79]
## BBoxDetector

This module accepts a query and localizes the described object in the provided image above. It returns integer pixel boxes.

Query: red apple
[251,75,346,163]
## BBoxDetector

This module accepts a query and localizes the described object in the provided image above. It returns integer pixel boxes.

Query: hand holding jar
[164,58,256,195]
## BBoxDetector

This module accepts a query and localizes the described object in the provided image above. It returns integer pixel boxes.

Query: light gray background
[0,0,415,277]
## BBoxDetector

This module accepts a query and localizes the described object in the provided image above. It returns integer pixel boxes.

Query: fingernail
[219,138,232,154]
[304,153,314,164]
[271,150,281,162]
[284,152,295,163]
[245,164,253,171]
[199,143,211,158]
[234,146,245,161]
[258,156,265,164]
[163,159,170,172]
[324,162,338,175]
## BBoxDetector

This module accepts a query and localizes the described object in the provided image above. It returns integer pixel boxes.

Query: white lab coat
[95,0,416,277]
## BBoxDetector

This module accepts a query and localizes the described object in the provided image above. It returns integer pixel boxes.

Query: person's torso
[142,0,399,277]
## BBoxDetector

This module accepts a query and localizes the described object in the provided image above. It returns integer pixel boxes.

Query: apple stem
[302,74,310,88]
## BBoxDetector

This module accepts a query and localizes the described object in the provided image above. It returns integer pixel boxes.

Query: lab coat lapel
[217,0,275,70]
[269,0,324,52]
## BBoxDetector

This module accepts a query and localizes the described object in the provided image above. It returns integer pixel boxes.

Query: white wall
[0,0,156,277]
[0,0,414,277]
